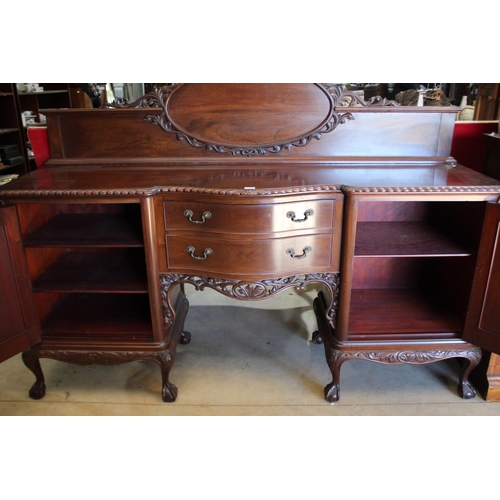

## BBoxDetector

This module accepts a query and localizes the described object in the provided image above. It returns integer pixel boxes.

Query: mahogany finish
[483,133,500,181]
[41,294,153,338]
[463,203,500,351]
[469,141,500,401]
[165,233,335,276]
[163,199,336,234]
[1,83,500,403]
[23,212,144,247]
[31,249,148,293]
[166,83,332,147]
[355,221,473,256]
[0,205,41,362]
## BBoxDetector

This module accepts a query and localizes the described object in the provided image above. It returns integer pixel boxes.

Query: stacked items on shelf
[0,144,23,168]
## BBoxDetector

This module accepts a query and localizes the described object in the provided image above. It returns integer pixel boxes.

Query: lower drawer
[165,234,335,276]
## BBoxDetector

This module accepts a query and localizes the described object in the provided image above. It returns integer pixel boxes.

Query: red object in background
[451,121,499,172]
[27,127,50,168]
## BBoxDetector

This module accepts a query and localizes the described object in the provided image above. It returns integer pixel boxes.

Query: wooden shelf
[0,128,19,135]
[18,90,68,96]
[41,293,153,339]
[32,249,148,293]
[0,162,22,171]
[347,288,463,340]
[24,213,144,247]
[355,221,473,257]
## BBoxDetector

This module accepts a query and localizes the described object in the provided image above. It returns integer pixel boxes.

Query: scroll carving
[22,348,179,403]
[322,83,399,108]
[327,347,482,366]
[322,346,482,402]
[160,273,340,328]
[29,349,172,366]
[109,83,399,156]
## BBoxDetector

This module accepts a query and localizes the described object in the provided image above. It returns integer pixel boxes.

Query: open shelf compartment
[355,221,475,257]
[40,293,153,340]
[23,212,144,247]
[32,248,149,293]
[347,288,464,341]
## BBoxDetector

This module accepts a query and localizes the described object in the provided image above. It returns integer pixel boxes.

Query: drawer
[163,199,335,234]
[165,234,336,276]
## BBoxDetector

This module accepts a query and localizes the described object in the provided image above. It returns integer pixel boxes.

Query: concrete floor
[1,285,500,416]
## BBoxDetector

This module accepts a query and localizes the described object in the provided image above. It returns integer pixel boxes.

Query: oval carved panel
[167,83,332,148]
[111,83,398,156]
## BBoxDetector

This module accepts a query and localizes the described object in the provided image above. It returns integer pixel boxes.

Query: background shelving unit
[16,83,72,172]
[17,84,72,116]
[0,83,29,178]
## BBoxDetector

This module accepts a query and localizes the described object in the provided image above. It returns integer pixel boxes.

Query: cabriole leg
[324,349,349,403]
[458,346,482,399]
[22,349,46,400]
[156,350,178,402]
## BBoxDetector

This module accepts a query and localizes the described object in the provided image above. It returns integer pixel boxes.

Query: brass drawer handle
[186,246,213,260]
[184,209,212,224]
[286,208,314,223]
[286,246,312,259]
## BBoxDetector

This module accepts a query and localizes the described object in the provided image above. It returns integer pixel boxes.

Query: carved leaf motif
[159,273,340,328]
[233,283,268,298]
[329,347,482,365]
[34,350,172,366]
[323,84,399,108]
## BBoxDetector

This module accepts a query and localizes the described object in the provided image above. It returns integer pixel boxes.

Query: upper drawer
[163,199,335,234]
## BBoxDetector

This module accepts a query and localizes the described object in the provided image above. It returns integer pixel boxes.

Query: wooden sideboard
[1,83,500,403]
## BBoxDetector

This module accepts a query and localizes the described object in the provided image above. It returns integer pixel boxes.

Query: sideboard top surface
[2,164,500,200]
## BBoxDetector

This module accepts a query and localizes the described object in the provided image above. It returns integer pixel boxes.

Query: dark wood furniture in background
[473,84,500,121]
[16,84,72,119]
[69,84,93,109]
[16,84,72,171]
[483,133,500,180]
[450,121,499,173]
[1,83,500,403]
[0,83,29,176]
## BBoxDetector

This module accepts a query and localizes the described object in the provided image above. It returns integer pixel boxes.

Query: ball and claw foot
[28,381,46,400]
[324,382,340,402]
[311,330,324,345]
[180,331,192,345]
[458,380,476,399]
[162,382,178,402]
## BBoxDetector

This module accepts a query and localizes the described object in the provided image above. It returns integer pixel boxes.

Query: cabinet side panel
[478,222,500,334]
[0,225,26,339]
[464,203,500,353]
[0,205,41,362]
